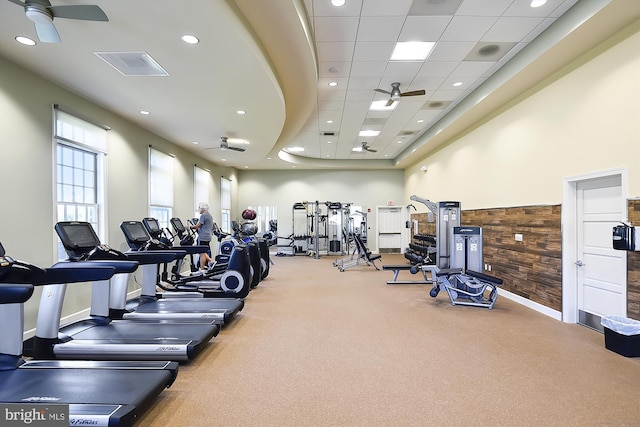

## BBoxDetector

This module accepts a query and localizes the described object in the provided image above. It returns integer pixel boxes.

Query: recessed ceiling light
[267,157,272,160]
[370,100,396,111]
[328,81,338,87]
[417,119,424,123]
[359,130,380,137]
[15,36,36,46]
[391,41,435,61]
[181,34,199,44]
[397,140,403,144]
[453,81,463,87]
[327,141,333,144]
[236,110,246,115]
[530,0,547,7]
[192,141,199,145]
[331,0,346,6]
[139,110,150,115]
[221,159,227,161]
[326,120,333,124]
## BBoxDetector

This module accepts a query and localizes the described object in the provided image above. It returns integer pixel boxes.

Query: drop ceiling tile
[483,17,546,42]
[456,0,512,16]
[314,17,360,42]
[362,0,413,17]
[353,41,395,61]
[430,88,465,101]
[451,61,495,77]
[408,0,463,16]
[317,90,346,102]
[346,90,377,101]
[347,77,385,91]
[440,16,498,42]
[410,76,447,91]
[398,16,452,41]
[318,101,346,111]
[316,41,356,62]
[428,41,477,61]
[350,61,388,77]
[318,77,349,89]
[383,61,423,78]
[318,62,352,77]
[357,16,405,42]
[416,61,458,77]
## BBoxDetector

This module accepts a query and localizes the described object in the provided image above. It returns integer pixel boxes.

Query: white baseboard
[498,288,562,321]
[23,289,142,340]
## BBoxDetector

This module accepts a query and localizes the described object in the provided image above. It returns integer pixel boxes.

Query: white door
[377,206,403,254]
[576,176,626,331]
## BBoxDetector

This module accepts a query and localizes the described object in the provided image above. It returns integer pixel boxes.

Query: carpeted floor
[137,253,640,426]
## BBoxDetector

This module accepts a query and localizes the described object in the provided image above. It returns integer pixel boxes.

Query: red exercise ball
[242,209,257,220]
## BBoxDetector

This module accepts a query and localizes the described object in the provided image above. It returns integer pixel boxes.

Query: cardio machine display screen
[122,222,150,243]
[57,222,100,249]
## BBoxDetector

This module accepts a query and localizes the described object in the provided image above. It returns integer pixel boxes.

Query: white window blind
[194,166,210,210]
[220,177,231,232]
[149,147,174,228]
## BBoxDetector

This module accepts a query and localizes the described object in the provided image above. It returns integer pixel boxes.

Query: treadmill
[140,217,252,298]
[27,222,221,362]
[0,242,179,427]
[117,221,244,324]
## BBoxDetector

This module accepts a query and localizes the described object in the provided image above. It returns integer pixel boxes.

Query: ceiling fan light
[25,7,52,24]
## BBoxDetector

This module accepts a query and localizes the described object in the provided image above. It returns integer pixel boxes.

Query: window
[220,177,231,232]
[247,205,277,234]
[54,108,107,260]
[149,147,174,229]
[194,165,210,214]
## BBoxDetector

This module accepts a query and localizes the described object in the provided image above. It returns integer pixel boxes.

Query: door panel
[577,176,626,331]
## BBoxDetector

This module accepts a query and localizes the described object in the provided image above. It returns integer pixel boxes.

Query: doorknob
[575,260,585,267]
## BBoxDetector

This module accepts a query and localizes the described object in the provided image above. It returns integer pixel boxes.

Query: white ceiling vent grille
[94,52,169,76]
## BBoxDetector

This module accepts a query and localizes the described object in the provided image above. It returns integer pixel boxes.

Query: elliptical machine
[219,209,270,286]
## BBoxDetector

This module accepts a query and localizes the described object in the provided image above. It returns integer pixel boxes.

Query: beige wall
[0,55,236,329]
[237,169,405,250]
[405,25,640,210]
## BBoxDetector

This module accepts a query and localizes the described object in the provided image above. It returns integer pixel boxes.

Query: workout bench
[382,264,433,285]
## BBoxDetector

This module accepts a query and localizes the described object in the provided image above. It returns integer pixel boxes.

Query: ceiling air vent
[321,132,336,136]
[94,51,169,76]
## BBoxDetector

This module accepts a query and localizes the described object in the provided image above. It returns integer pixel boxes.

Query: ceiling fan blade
[366,148,378,153]
[228,146,246,152]
[7,0,26,6]
[385,98,394,107]
[374,89,391,95]
[34,20,60,43]
[400,90,426,97]
[48,5,108,21]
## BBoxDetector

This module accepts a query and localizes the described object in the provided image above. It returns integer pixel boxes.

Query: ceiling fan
[374,82,426,107]
[353,142,377,153]
[206,137,246,152]
[8,0,108,44]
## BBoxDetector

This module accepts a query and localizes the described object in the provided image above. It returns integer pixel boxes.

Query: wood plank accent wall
[413,206,562,311]
[413,203,640,319]
[627,200,640,319]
